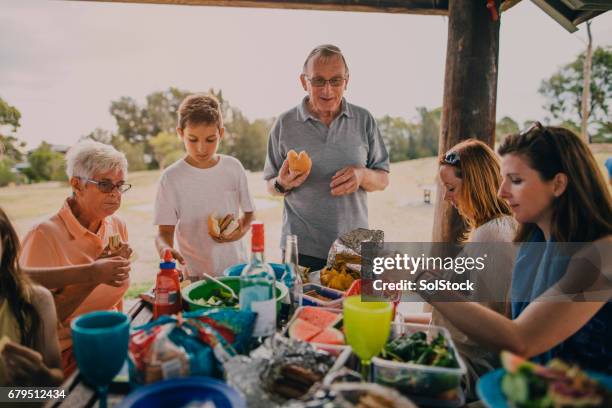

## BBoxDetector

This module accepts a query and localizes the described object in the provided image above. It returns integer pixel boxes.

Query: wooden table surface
[45,299,153,408]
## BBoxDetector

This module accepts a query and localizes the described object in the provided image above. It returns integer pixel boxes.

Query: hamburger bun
[287,150,312,174]
[208,214,221,238]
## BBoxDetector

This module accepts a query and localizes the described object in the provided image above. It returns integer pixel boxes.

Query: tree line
[0,46,610,187]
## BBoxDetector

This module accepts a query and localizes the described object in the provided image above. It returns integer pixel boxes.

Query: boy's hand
[159,247,186,265]
[277,159,311,191]
[211,216,250,243]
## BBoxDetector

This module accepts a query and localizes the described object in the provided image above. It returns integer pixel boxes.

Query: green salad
[193,288,238,307]
[501,352,611,408]
[380,331,459,368]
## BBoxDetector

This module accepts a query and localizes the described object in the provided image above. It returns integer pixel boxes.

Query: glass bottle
[239,222,276,338]
[283,234,303,319]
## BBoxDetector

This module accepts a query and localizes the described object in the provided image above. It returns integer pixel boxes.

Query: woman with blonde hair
[407,139,517,397]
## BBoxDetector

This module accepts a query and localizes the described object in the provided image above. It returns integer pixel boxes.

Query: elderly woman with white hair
[20,141,132,376]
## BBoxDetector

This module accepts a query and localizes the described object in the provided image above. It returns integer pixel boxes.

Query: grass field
[3,147,611,298]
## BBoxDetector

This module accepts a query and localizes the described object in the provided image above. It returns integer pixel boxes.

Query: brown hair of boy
[177,94,223,130]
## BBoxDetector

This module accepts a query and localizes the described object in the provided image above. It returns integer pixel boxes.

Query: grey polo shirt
[263,97,390,259]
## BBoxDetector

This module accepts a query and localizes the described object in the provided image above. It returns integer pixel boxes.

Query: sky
[1,0,611,149]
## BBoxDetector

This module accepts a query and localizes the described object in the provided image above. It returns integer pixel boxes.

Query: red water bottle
[153,249,182,319]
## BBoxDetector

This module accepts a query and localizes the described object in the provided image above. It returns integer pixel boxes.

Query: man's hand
[90,256,131,287]
[277,158,311,191]
[330,166,364,196]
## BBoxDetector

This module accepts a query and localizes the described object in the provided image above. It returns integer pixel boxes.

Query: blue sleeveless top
[511,228,612,373]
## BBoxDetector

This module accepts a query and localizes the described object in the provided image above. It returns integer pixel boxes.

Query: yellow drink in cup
[343,295,392,380]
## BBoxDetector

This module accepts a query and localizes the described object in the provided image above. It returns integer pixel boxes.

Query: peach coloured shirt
[20,199,129,352]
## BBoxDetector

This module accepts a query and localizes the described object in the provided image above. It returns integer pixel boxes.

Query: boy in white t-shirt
[154,94,255,278]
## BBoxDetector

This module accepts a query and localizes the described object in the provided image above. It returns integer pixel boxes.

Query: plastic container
[283,306,350,356]
[371,322,467,399]
[302,283,344,308]
[223,262,286,280]
[182,277,288,313]
[118,377,245,408]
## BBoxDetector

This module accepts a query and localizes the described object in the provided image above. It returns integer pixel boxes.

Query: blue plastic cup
[71,311,129,408]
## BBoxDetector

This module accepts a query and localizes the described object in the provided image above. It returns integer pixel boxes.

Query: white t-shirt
[153,155,255,278]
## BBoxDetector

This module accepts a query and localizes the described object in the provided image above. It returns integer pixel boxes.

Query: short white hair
[66,141,128,179]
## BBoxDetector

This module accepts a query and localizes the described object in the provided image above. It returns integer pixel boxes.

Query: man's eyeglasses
[306,76,346,87]
[81,178,132,194]
[443,151,460,166]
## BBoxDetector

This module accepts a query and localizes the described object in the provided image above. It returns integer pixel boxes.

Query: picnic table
[45,299,485,408]
[45,299,153,408]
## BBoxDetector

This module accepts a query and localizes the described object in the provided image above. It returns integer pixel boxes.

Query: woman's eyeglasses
[443,151,460,166]
[81,178,132,194]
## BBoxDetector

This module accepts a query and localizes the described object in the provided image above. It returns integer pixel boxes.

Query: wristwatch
[274,178,291,194]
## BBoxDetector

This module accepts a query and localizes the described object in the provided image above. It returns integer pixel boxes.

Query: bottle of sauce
[153,249,182,319]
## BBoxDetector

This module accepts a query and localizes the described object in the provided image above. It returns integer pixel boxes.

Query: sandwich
[208,213,240,239]
[109,234,121,252]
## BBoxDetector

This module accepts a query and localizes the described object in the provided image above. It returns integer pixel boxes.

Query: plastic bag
[326,228,384,273]
[128,309,255,386]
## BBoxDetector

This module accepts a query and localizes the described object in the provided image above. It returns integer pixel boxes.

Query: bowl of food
[118,377,245,408]
[182,276,288,312]
[302,283,344,308]
[223,263,287,281]
[284,306,349,356]
[372,323,466,400]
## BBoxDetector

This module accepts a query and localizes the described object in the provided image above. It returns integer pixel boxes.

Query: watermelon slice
[501,350,552,376]
[297,307,342,329]
[310,327,345,345]
[288,318,323,342]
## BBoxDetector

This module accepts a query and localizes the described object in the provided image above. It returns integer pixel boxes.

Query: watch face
[275,179,285,193]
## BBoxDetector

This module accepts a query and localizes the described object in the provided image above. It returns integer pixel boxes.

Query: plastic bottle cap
[161,249,176,269]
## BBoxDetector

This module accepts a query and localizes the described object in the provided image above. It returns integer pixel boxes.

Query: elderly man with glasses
[20,140,133,376]
[264,44,390,270]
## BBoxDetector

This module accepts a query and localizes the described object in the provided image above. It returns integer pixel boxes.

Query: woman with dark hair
[0,207,62,386]
[420,124,612,373]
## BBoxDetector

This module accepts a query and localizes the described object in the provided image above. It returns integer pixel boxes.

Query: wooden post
[432,0,501,243]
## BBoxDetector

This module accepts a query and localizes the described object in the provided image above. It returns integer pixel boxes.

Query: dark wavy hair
[498,124,612,242]
[0,207,40,347]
